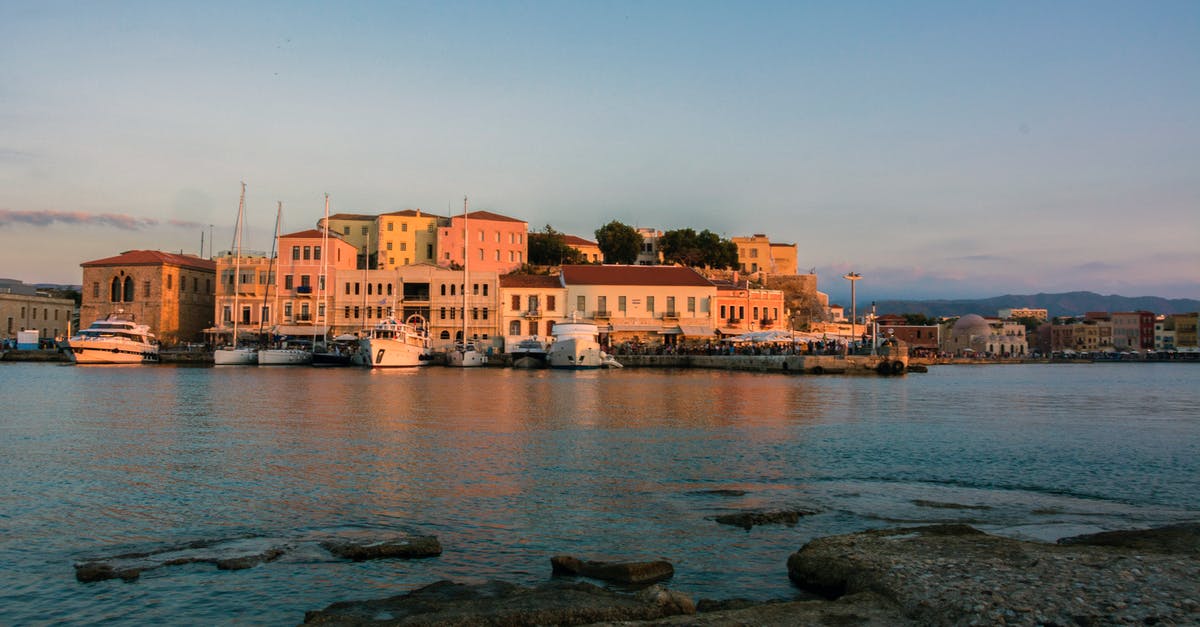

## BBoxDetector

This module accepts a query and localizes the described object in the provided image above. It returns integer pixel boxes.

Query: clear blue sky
[2,1,1197,302]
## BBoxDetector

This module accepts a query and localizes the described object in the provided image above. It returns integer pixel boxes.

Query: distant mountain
[875,291,1200,318]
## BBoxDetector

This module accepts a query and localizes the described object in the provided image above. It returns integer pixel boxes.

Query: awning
[717,327,743,336]
[609,324,664,332]
[658,326,683,335]
[679,325,716,337]
[273,325,329,336]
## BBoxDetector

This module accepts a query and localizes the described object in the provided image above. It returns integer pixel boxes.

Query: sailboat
[214,182,258,365]
[446,195,486,367]
[258,201,313,366]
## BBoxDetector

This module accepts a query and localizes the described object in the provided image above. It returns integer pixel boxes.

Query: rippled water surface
[1,362,1197,624]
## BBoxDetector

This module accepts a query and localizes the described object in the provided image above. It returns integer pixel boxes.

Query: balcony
[294,313,313,322]
[662,311,679,321]
[593,310,612,319]
[295,285,313,294]
[523,309,542,319]
[727,317,741,325]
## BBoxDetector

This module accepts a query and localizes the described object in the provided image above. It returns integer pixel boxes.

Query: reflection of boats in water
[258,339,314,365]
[65,313,159,364]
[547,320,620,369]
[360,315,432,367]
[508,337,548,369]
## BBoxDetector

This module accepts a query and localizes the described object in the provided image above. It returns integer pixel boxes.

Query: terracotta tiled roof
[382,209,444,219]
[280,228,344,240]
[326,213,375,221]
[500,274,563,288]
[562,234,598,246]
[462,210,526,224]
[561,265,713,287]
[81,250,216,272]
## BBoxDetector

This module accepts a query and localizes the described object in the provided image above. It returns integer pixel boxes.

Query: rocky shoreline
[299,523,1199,626]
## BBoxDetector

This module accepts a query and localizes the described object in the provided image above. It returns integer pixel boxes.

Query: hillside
[875,291,1200,318]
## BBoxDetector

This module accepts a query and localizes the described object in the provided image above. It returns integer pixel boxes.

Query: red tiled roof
[382,209,444,219]
[462,210,526,224]
[280,228,344,240]
[81,250,216,272]
[500,274,564,288]
[326,213,375,221]
[562,234,598,246]
[561,265,713,287]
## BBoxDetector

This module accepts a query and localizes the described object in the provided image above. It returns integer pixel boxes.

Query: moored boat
[360,315,432,367]
[508,337,548,369]
[65,313,159,364]
[547,320,611,369]
[213,346,258,365]
[258,339,313,365]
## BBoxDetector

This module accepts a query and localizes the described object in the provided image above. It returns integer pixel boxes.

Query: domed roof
[951,314,992,338]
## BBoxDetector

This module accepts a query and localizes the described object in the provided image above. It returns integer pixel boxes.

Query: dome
[951,314,992,338]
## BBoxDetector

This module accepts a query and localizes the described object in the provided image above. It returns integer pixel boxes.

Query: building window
[482,308,488,320]
[343,226,350,235]
[647,296,655,313]
[292,246,300,260]
[440,284,446,296]
[473,283,480,296]
[512,295,520,311]
[92,282,99,298]
[547,295,556,311]
[143,281,151,297]
[427,244,433,259]
[284,302,293,318]
[314,246,321,261]
[387,222,394,231]
[688,297,696,313]
[303,246,311,260]
[666,296,675,314]
[387,241,393,251]
[285,275,294,289]
[401,222,408,232]
[361,226,368,235]
[440,307,446,319]
[576,295,585,312]
[482,284,488,296]
[123,277,134,301]
[345,283,351,295]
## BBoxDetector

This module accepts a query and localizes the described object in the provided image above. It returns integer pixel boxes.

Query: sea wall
[612,354,906,375]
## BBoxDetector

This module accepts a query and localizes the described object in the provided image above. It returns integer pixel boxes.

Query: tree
[527,225,583,266]
[659,228,739,269]
[594,220,641,264]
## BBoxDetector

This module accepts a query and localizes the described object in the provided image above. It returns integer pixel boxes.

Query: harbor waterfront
[0,363,1197,624]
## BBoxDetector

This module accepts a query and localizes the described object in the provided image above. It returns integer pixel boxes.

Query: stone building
[731,234,798,275]
[80,250,216,345]
[942,314,1027,357]
[1,288,75,344]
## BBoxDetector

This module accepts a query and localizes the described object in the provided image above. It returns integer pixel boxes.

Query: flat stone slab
[711,509,815,530]
[320,535,442,561]
[75,537,291,582]
[551,556,675,584]
[787,523,1200,625]
[303,580,695,625]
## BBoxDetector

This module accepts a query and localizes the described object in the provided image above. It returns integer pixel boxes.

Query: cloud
[0,209,203,230]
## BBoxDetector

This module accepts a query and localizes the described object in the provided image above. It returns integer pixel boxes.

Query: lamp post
[843,272,860,355]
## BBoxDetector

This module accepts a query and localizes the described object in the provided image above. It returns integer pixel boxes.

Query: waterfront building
[635,228,663,265]
[79,251,215,345]
[210,250,275,344]
[375,209,441,270]
[874,314,940,356]
[943,314,1027,357]
[1,288,75,345]
[731,234,799,276]
[328,264,500,351]
[710,278,786,335]
[1111,311,1155,350]
[499,274,569,347]
[562,235,602,263]
[559,264,717,345]
[437,210,528,274]
[1174,312,1199,351]
[998,307,1049,321]
[319,213,377,268]
[1049,317,1110,353]
[271,229,358,338]
[1154,316,1176,351]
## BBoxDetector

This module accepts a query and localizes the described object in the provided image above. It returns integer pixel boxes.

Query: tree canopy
[594,220,641,264]
[527,225,583,266]
[658,228,739,269]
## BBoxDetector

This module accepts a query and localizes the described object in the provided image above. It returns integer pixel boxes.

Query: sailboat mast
[259,202,282,337]
[462,195,468,345]
[231,182,246,346]
[270,201,282,340]
[321,193,330,343]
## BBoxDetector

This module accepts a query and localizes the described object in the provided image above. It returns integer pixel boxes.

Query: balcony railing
[295,285,313,294]
[523,309,542,319]
[593,310,612,319]
[662,311,679,320]
[294,313,313,322]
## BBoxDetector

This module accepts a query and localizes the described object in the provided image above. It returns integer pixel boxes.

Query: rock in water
[550,555,675,584]
[712,509,814,530]
[787,523,1200,626]
[320,536,442,561]
[303,580,694,625]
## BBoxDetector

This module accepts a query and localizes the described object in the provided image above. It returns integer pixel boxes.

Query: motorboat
[360,314,433,367]
[508,337,548,369]
[312,338,358,367]
[547,320,612,369]
[258,339,314,365]
[213,345,258,365]
[65,313,159,364]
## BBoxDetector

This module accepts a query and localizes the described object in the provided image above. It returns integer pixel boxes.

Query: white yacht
[65,313,159,364]
[547,320,616,369]
[213,346,258,365]
[360,315,433,367]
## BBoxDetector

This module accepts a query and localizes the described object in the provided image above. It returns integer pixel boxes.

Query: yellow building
[319,213,377,268]
[563,235,602,263]
[500,274,568,343]
[376,209,441,270]
[731,234,798,275]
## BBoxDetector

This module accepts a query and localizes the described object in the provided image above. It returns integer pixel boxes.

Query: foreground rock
[788,523,1200,626]
[711,509,814,530]
[320,536,442,561]
[75,537,291,582]
[551,556,674,584]
[304,580,695,625]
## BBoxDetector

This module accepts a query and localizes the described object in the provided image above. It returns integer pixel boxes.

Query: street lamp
[843,272,861,355]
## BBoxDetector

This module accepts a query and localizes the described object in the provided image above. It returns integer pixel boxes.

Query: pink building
[437,211,528,274]
[274,229,358,331]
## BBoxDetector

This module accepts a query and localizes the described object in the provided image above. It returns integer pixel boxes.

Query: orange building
[437,210,528,274]
[710,278,786,335]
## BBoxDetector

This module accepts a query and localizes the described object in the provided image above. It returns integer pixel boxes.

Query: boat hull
[547,340,605,369]
[213,348,258,365]
[361,338,432,367]
[257,349,312,365]
[66,342,158,364]
[446,348,487,367]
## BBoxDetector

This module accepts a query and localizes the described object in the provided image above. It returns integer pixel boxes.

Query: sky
[2,1,1197,303]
